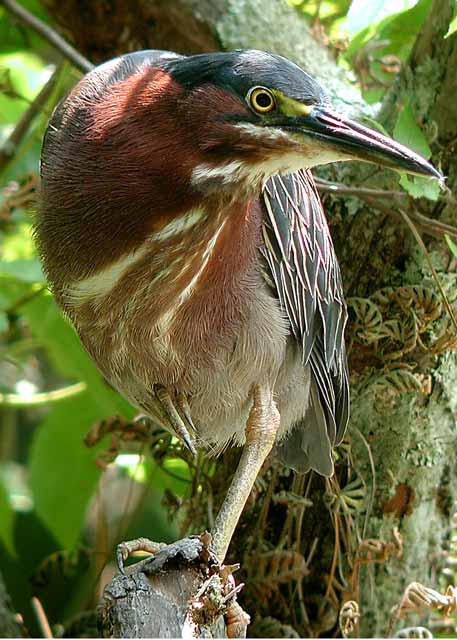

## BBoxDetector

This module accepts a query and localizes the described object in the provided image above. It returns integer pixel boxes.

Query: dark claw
[154,385,197,456]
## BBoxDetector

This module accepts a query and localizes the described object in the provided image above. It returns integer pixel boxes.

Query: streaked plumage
[262,171,349,472]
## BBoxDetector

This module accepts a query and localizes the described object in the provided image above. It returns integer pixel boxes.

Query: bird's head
[160,48,442,191]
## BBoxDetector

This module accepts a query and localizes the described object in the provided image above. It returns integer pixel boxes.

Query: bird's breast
[60,199,286,402]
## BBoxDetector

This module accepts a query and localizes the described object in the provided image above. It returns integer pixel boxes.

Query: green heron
[35,49,441,563]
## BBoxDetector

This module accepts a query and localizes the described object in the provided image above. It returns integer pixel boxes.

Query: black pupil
[256,92,272,109]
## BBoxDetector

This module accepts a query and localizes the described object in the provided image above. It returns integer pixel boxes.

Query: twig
[315,177,408,201]
[0,0,93,72]
[397,208,457,333]
[31,597,53,639]
[316,177,457,241]
[352,427,376,540]
[5,285,46,314]
[0,382,86,407]
[0,68,58,171]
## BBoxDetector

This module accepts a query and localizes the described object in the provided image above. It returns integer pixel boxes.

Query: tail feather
[275,380,334,476]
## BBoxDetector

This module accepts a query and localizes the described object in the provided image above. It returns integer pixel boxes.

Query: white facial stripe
[234,122,291,143]
[191,152,306,188]
[192,145,348,190]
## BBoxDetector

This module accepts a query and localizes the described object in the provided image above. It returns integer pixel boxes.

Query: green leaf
[23,293,135,547]
[0,311,8,333]
[0,259,44,283]
[28,392,105,548]
[445,235,457,259]
[358,115,389,136]
[374,0,432,58]
[393,101,431,159]
[0,480,15,556]
[344,0,433,64]
[399,174,440,200]
[344,24,374,58]
[0,51,49,123]
[345,0,399,35]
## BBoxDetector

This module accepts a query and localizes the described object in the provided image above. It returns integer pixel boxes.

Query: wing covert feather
[261,170,349,447]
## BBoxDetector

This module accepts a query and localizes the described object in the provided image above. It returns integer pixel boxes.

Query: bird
[35,48,441,563]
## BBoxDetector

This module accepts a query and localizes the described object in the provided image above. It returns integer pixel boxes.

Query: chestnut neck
[38,67,262,290]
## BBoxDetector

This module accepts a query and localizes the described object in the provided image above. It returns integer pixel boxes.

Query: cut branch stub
[98,534,249,638]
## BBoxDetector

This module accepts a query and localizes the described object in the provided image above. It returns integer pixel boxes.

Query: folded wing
[261,169,349,475]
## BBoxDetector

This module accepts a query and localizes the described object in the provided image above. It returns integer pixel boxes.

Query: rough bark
[37,0,457,637]
[98,536,234,638]
[352,0,457,634]
[0,570,22,638]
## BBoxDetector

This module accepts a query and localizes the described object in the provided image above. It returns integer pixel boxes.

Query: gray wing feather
[261,170,349,472]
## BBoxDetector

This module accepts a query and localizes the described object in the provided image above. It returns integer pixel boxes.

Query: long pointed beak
[292,106,443,180]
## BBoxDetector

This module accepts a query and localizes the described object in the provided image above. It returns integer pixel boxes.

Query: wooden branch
[98,535,249,638]
[0,0,93,72]
[0,68,58,171]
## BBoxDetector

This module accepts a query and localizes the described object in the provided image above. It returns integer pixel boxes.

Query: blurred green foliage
[0,0,448,634]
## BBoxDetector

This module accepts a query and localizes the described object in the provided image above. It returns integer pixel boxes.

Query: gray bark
[0,570,22,638]
[98,536,242,638]
[38,0,457,636]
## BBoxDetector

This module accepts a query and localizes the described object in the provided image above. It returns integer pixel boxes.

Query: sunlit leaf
[345,0,420,34]
[0,480,15,556]
[445,235,457,259]
[445,1,457,37]
[446,15,457,37]
[28,392,105,548]
[344,0,433,67]
[399,174,440,200]
[0,51,49,123]
[345,0,391,35]
[0,259,44,283]
[393,101,431,159]
[378,0,432,58]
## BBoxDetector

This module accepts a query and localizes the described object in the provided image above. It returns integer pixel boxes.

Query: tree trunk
[98,536,236,638]
[0,570,22,638]
[38,0,457,636]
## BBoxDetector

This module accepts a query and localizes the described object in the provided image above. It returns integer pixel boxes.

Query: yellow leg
[211,385,280,563]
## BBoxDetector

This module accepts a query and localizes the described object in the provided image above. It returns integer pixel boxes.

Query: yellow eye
[248,87,275,114]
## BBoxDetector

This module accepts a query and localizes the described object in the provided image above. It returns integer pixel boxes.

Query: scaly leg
[211,384,280,564]
[116,385,278,571]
